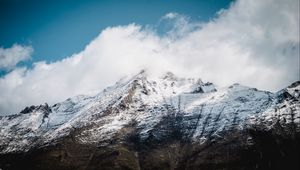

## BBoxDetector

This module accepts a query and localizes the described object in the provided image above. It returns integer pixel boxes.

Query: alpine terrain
[0,70,299,170]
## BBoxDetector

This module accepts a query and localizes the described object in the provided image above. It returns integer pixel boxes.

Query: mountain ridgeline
[0,71,299,170]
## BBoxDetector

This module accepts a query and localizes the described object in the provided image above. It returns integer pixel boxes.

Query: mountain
[0,70,299,170]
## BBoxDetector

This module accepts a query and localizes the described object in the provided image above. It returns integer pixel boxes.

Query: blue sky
[0,0,233,68]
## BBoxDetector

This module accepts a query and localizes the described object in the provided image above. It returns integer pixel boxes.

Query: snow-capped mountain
[0,70,299,170]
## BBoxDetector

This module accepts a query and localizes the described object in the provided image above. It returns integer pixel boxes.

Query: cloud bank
[0,0,299,115]
[0,44,33,70]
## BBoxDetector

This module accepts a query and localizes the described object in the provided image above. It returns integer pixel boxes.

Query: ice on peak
[161,71,178,81]
[131,70,217,94]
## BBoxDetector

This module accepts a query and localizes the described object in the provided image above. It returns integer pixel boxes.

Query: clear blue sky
[0,0,233,66]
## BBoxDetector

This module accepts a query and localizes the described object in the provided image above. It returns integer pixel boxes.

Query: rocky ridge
[0,71,299,170]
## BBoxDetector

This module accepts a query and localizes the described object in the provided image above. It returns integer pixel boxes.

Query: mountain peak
[162,71,177,80]
[0,72,299,169]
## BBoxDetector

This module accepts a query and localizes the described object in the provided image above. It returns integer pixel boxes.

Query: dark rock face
[0,120,299,170]
[20,103,51,115]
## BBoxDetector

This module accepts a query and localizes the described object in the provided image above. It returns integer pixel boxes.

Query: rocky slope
[0,71,299,170]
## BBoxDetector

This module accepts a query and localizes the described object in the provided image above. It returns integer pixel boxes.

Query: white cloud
[0,44,33,70]
[159,12,202,39]
[163,12,178,19]
[0,0,299,115]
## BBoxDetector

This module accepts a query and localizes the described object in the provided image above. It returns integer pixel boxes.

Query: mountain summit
[0,71,299,170]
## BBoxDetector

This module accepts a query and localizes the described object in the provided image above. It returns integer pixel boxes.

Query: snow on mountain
[0,70,299,154]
